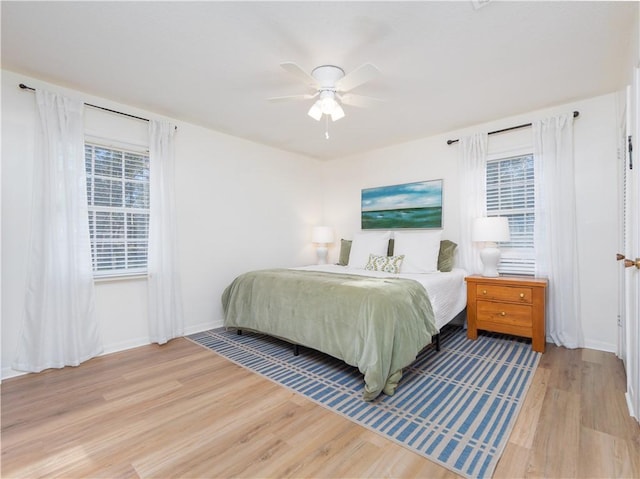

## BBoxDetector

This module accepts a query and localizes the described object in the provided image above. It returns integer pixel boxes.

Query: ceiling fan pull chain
[325,115,330,140]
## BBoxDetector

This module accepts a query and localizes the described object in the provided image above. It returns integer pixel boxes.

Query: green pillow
[437,240,457,272]
[337,239,352,266]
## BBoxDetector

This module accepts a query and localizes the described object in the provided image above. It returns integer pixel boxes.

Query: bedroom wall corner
[173,121,325,333]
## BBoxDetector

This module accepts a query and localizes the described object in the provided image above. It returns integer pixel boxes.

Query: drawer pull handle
[482,290,487,295]
[501,312,506,317]
[519,293,525,299]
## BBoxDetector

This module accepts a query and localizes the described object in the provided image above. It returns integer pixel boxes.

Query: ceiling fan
[268,62,381,123]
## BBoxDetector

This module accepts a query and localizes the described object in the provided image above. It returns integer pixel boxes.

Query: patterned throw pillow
[365,254,405,274]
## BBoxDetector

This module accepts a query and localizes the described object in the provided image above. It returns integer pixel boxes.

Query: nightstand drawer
[476,284,533,304]
[476,301,533,337]
[477,300,532,325]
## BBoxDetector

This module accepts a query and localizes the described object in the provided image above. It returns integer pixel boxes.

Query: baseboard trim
[1,367,26,381]
[626,391,639,422]
[582,338,616,353]
[185,319,222,335]
[2,319,224,381]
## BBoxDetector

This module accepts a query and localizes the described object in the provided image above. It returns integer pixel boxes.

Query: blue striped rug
[188,326,540,479]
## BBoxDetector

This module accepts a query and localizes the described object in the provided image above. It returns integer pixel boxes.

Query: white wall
[1,68,621,380]
[1,70,324,378]
[322,93,620,352]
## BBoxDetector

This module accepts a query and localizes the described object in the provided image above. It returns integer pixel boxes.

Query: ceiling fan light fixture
[274,61,381,129]
[307,101,323,121]
[320,94,337,113]
[308,90,345,122]
[330,103,345,122]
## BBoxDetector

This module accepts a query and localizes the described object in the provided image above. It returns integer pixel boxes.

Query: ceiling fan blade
[280,62,318,87]
[336,63,380,92]
[267,93,318,103]
[339,93,384,108]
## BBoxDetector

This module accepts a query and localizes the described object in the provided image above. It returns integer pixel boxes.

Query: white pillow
[393,230,442,273]
[348,231,391,269]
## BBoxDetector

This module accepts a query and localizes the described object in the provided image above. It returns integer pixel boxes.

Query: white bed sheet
[293,264,467,330]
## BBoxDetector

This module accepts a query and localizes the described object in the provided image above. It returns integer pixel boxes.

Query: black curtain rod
[19,83,151,123]
[446,110,580,145]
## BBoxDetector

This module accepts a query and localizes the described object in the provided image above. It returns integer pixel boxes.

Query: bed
[222,232,467,401]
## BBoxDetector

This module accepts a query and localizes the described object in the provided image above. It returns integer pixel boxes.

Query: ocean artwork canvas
[361,180,443,229]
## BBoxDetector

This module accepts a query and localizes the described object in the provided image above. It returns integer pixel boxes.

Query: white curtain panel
[533,114,583,348]
[13,90,102,372]
[458,133,488,274]
[148,120,184,344]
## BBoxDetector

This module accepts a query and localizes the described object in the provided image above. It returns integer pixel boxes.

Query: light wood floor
[2,336,639,478]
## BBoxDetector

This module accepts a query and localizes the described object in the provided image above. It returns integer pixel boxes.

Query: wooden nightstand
[465,275,548,353]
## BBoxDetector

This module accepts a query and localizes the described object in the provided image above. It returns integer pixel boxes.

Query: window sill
[94,273,148,283]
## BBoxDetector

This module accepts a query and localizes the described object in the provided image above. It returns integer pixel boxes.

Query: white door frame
[623,69,640,422]
[617,88,629,364]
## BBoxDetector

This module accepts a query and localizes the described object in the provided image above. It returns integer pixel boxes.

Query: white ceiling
[2,1,637,160]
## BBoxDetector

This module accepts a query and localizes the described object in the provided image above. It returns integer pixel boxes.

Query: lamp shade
[307,101,323,121]
[472,217,510,242]
[307,91,345,122]
[311,226,334,244]
[330,103,345,121]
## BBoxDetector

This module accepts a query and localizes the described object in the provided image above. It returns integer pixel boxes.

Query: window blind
[486,154,535,275]
[85,143,150,277]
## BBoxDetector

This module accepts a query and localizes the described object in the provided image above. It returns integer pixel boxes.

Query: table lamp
[311,226,334,265]
[472,217,510,277]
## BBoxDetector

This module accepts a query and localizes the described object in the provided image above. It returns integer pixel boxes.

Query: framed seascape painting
[361,179,443,229]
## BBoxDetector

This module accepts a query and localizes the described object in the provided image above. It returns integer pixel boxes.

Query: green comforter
[221,269,437,401]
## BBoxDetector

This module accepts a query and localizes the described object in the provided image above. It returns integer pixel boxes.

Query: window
[486,154,535,275]
[84,143,150,277]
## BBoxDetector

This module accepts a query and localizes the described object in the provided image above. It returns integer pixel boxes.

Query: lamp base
[316,245,328,265]
[479,244,501,277]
